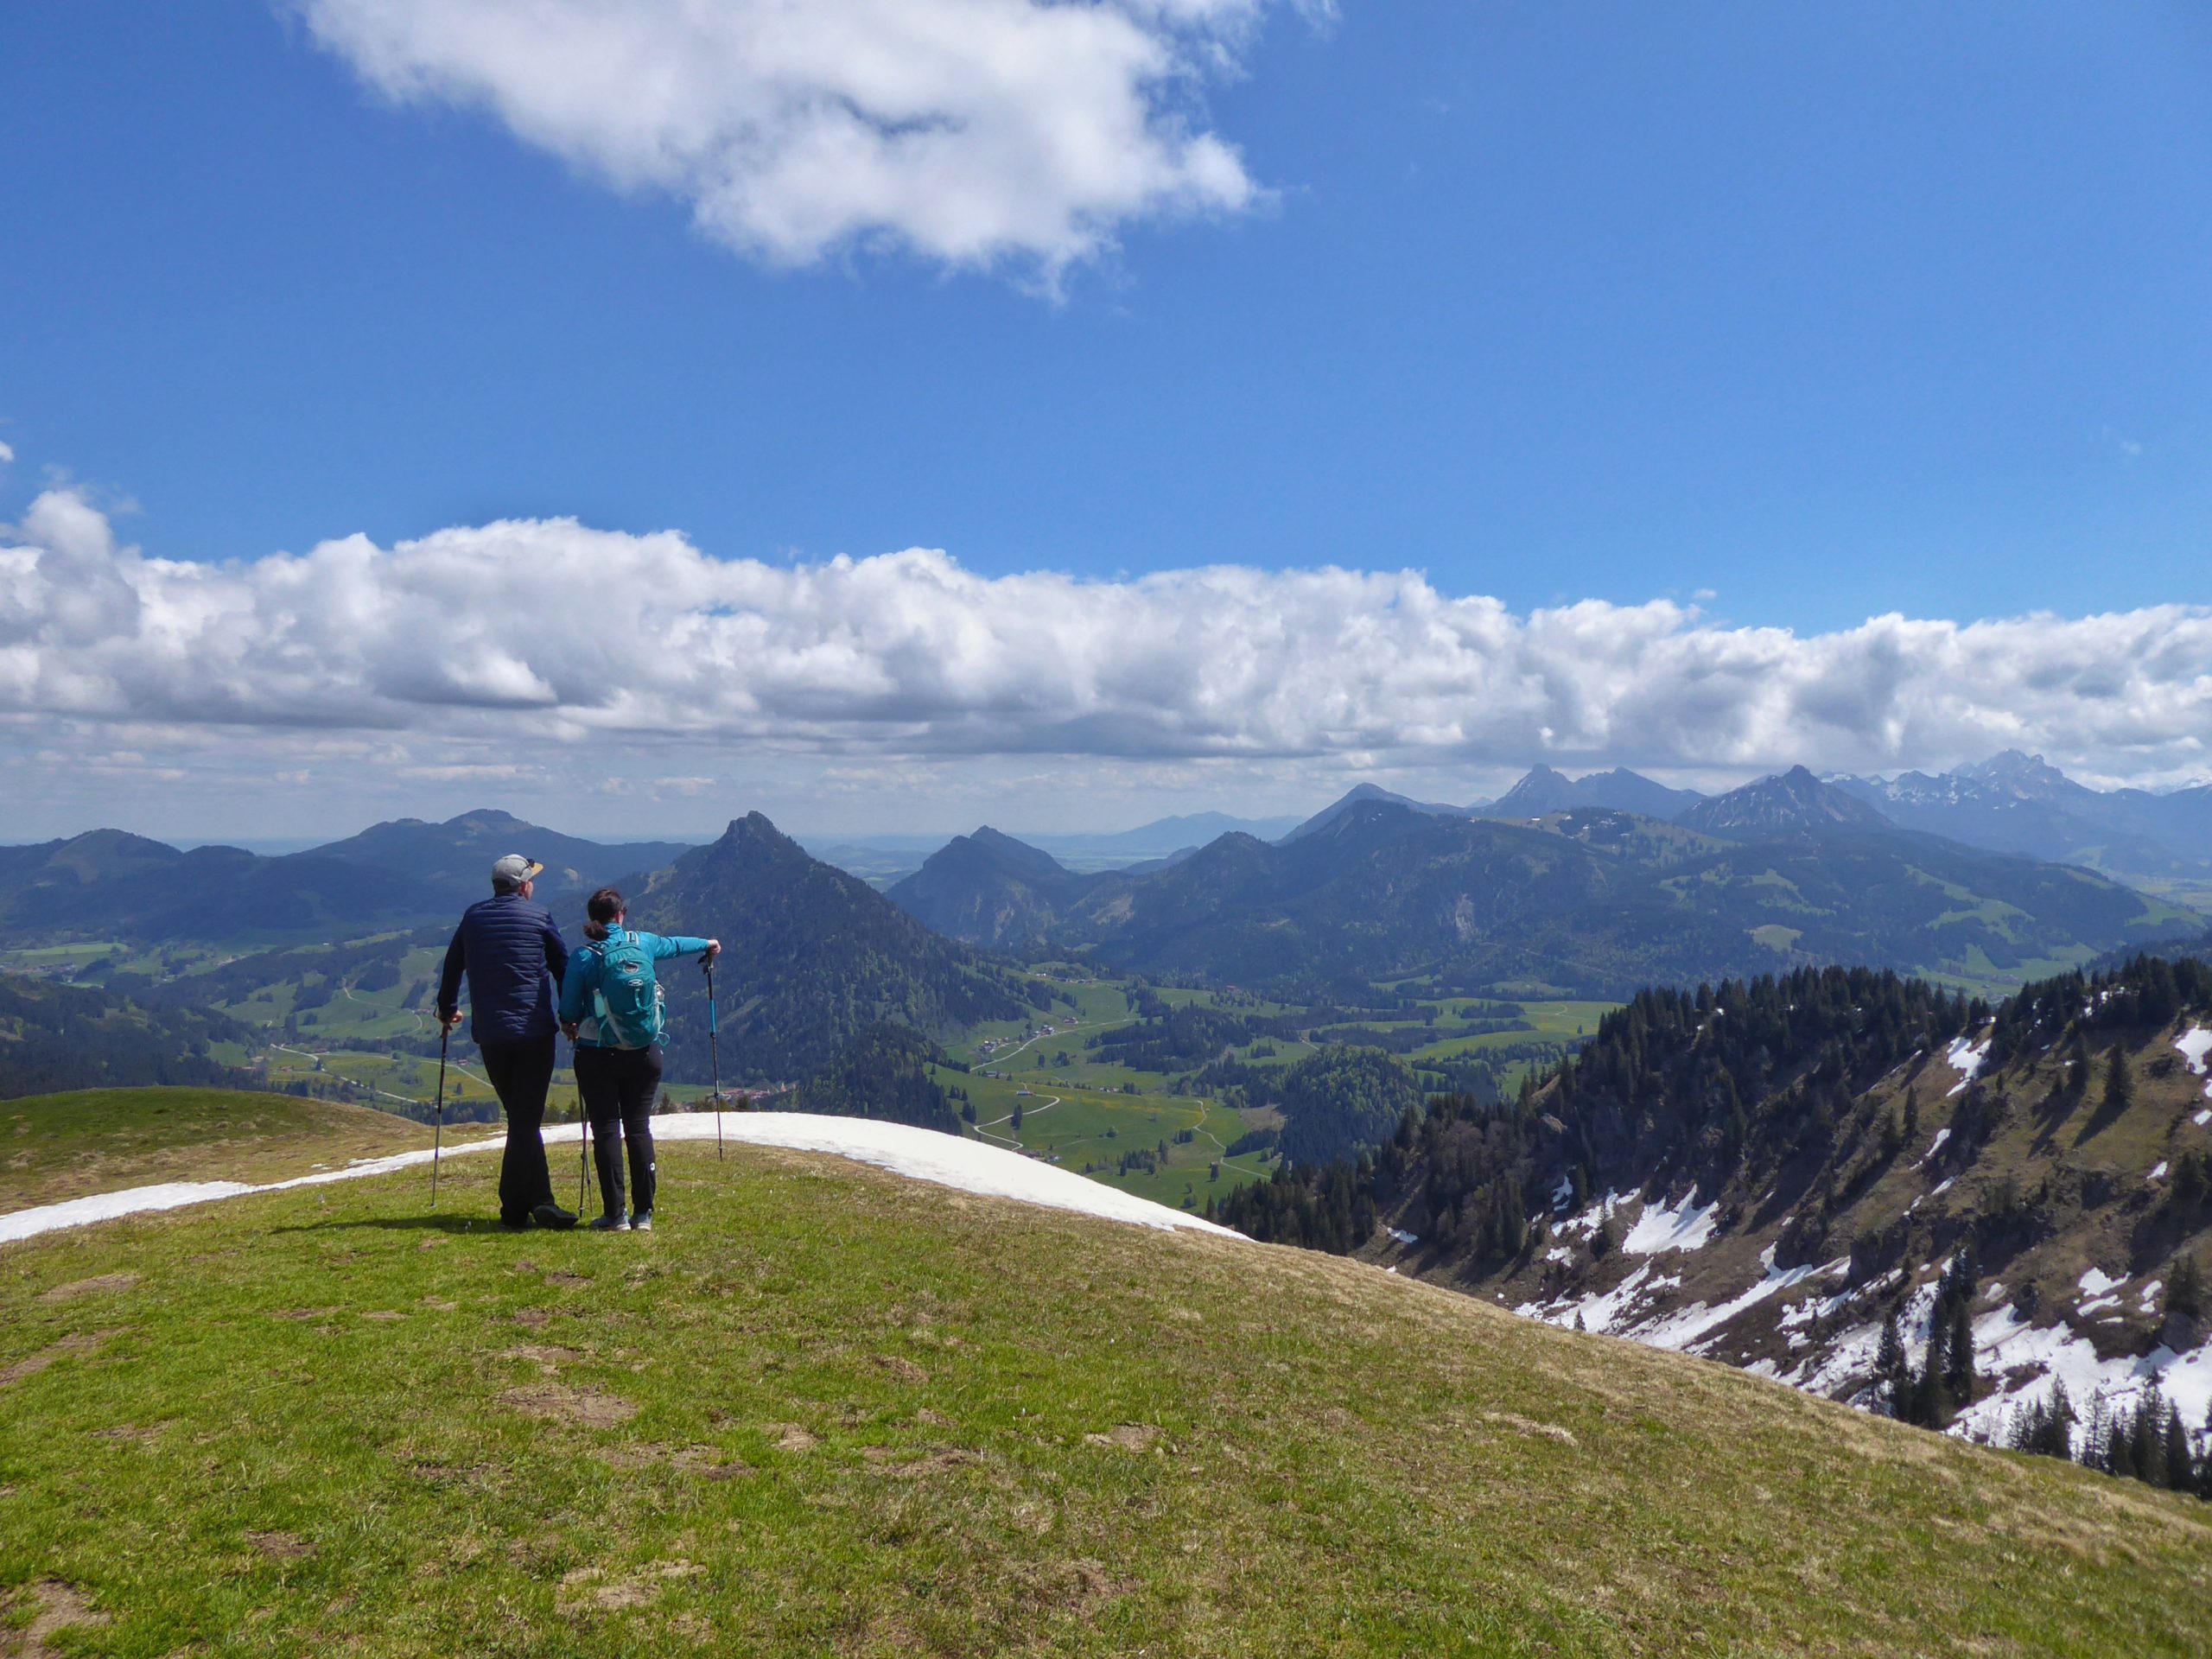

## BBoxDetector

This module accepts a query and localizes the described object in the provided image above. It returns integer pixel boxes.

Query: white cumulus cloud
[3,489,2209,796]
[291,0,1290,279]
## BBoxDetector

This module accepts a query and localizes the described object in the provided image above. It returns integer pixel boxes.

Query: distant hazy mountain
[801,812,1300,880]
[1827,752,2212,886]
[0,810,702,944]
[1036,797,2194,995]
[623,812,1037,1083]
[1027,811,1304,860]
[1678,766,1895,838]
[886,827,1094,947]
[1279,783,1478,842]
[304,808,693,907]
[0,831,439,943]
[1485,765,1705,820]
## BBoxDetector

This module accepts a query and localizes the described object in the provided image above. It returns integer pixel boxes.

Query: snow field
[0,1113,1237,1245]
[1620,1191,1721,1255]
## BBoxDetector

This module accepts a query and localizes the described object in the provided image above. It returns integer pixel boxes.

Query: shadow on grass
[270,1214,521,1236]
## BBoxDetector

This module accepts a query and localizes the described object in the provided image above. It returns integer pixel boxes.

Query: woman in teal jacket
[558,886,718,1231]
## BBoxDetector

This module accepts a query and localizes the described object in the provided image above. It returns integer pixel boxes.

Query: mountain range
[0,813,699,944]
[622,812,1047,1083]
[0,831,437,943]
[302,808,694,908]
[1826,751,2212,888]
[1278,754,2212,895]
[893,770,2200,995]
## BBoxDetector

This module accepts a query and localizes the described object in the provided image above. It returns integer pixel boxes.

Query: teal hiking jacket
[558,927,713,1049]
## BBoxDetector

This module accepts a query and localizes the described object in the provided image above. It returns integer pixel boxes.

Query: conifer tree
[1876,1312,1910,1419]
[2105,1045,2133,1111]
[2166,1255,2207,1322]
[1944,1294,1975,1409]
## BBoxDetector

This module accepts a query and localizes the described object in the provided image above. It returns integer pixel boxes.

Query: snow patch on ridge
[1636,1247,1848,1354]
[2176,1026,2212,1076]
[1944,1033,1991,1097]
[0,1114,1237,1245]
[1621,1192,1720,1255]
[2176,1027,2212,1102]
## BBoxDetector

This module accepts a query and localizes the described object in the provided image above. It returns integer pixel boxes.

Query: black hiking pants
[575,1044,663,1219]
[480,1033,558,1225]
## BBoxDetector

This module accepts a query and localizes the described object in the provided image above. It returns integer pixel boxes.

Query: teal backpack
[592,929,664,1050]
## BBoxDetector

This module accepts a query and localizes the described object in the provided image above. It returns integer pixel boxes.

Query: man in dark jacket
[437,853,576,1230]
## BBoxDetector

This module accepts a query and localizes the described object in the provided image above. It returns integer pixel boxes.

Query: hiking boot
[531,1201,579,1231]
[499,1216,531,1233]
[588,1213,628,1232]
[628,1211,653,1232]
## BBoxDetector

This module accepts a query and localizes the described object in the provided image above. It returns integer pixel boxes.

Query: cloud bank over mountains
[293,0,1290,280]
[5,486,2208,818]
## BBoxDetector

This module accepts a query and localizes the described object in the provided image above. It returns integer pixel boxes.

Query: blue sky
[3,1,2209,838]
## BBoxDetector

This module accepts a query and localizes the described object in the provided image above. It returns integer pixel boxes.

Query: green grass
[1,1089,432,1212]
[1404,999,1617,1062]
[4,1141,2210,1655]
[0,941,130,972]
[944,1072,1273,1210]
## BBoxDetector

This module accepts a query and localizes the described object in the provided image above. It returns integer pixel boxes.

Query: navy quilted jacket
[436,893,570,1044]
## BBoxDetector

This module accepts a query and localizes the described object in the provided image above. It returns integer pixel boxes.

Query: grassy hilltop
[2,1089,435,1212]
[3,1115,2211,1656]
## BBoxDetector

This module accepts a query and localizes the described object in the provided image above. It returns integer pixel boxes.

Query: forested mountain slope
[1220,956,2212,1494]
[886,826,1095,945]
[625,813,1047,1083]
[0,970,253,1098]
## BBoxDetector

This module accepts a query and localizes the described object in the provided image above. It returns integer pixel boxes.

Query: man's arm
[436,922,466,1028]
[542,914,570,986]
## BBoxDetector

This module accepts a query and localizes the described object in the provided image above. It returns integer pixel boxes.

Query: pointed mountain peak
[1489,766,1585,817]
[946,826,1068,878]
[1281,783,1465,842]
[714,810,798,852]
[1680,767,1892,838]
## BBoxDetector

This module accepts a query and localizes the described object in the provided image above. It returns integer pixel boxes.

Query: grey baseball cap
[491,853,545,890]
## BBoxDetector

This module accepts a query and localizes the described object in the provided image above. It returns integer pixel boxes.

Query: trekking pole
[705,955,724,1161]
[430,1025,448,1211]
[579,1106,590,1217]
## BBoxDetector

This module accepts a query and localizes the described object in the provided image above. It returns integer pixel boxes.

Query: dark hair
[582,887,625,943]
